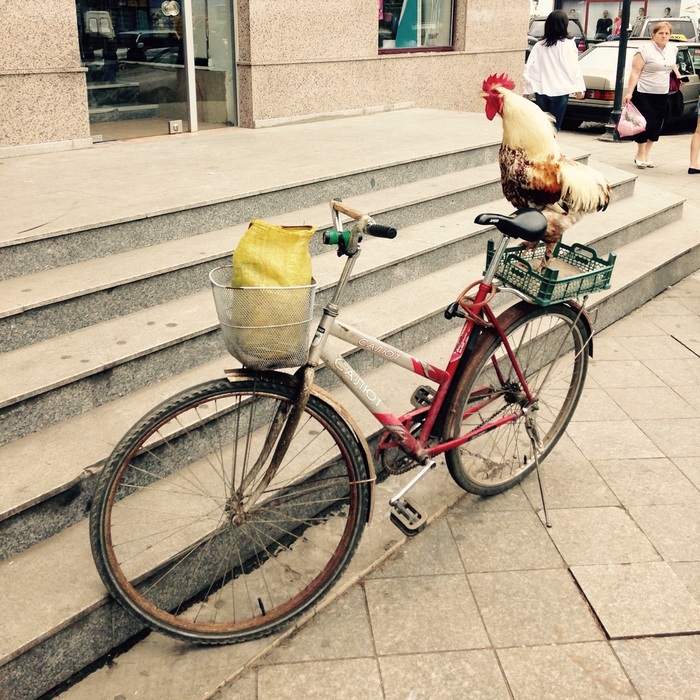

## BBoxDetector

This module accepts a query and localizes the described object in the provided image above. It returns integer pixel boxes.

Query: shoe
[689,167,700,174]
[645,161,655,168]
[634,158,646,168]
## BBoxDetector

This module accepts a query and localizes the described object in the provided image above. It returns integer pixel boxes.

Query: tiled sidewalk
[207,271,700,700]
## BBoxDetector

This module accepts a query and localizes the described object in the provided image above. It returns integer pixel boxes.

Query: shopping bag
[232,219,315,287]
[229,220,317,367]
[616,102,647,137]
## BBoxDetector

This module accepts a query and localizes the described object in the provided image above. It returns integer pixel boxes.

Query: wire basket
[486,240,616,306]
[209,265,317,370]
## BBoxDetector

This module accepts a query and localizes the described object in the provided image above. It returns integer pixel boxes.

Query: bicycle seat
[474,208,547,242]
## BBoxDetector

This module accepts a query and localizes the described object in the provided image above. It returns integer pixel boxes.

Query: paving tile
[543,507,659,566]
[570,386,627,422]
[565,420,663,461]
[637,418,700,457]
[369,517,464,579]
[612,636,700,700]
[379,650,510,700]
[456,484,533,513]
[364,574,489,655]
[587,359,666,389]
[673,384,700,411]
[673,456,700,490]
[629,504,700,561]
[670,561,700,604]
[468,569,603,647]
[642,358,700,387]
[520,435,619,509]
[571,562,700,638]
[257,658,383,700]
[586,336,636,361]
[447,509,563,573]
[616,333,697,360]
[607,386,699,420]
[262,584,374,664]
[597,315,666,338]
[208,670,258,700]
[592,457,700,506]
[498,642,637,700]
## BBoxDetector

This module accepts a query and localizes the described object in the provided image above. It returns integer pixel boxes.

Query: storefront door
[77,0,237,141]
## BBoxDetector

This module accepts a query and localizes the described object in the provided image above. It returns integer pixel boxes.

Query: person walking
[623,21,682,168]
[523,10,585,131]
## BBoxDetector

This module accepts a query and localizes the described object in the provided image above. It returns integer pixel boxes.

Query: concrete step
[0,141,504,281]
[0,158,634,352]
[3,203,700,697]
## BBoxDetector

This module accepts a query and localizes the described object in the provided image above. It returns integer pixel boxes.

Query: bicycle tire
[90,375,369,644]
[444,302,589,496]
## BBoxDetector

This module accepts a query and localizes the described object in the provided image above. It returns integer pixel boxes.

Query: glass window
[378,0,453,50]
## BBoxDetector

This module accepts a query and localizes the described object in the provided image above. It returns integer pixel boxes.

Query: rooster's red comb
[481,73,515,92]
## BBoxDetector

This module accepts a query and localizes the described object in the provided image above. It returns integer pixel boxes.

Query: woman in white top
[624,21,682,168]
[523,10,585,131]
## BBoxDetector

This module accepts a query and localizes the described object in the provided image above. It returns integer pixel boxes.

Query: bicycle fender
[224,368,377,524]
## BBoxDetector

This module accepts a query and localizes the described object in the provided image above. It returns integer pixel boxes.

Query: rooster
[481,73,611,267]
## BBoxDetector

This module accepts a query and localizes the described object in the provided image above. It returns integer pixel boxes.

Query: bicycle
[90,200,615,645]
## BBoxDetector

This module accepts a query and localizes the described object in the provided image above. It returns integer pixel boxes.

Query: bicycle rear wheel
[90,375,369,644]
[444,302,590,495]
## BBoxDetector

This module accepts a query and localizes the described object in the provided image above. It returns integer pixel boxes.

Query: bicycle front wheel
[444,302,590,495]
[90,375,369,644]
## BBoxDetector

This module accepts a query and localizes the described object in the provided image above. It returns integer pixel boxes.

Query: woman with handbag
[623,21,682,168]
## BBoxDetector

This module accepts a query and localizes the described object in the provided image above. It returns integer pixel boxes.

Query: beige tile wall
[0,0,91,154]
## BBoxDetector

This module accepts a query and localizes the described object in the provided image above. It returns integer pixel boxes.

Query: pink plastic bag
[617,102,647,137]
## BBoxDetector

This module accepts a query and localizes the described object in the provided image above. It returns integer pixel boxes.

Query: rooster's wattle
[481,73,611,266]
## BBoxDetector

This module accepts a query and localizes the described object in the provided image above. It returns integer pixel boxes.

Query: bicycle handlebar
[329,199,398,240]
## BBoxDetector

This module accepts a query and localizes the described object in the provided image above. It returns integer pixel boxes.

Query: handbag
[617,101,647,137]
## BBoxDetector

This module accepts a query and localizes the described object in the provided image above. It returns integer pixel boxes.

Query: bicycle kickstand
[525,410,551,528]
[388,460,436,536]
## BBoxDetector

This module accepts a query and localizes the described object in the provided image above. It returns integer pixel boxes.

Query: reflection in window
[378,0,453,49]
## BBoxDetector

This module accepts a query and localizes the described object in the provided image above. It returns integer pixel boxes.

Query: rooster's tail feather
[559,159,611,213]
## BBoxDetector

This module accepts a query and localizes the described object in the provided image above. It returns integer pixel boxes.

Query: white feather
[499,88,560,160]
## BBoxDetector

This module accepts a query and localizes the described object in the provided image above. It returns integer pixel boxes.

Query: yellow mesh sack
[232,219,315,287]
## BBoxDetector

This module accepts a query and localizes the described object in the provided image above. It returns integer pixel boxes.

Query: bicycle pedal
[410,385,435,408]
[389,497,428,537]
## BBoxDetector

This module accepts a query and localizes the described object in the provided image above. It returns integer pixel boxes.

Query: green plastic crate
[485,240,616,306]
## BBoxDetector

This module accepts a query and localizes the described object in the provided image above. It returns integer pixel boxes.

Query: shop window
[379,0,453,49]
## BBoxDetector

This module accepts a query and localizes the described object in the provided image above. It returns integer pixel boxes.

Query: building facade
[1,0,527,157]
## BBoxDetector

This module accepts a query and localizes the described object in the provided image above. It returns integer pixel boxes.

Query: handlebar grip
[367,224,398,239]
[331,199,365,220]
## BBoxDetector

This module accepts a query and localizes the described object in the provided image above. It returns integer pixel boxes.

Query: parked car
[630,16,699,42]
[527,15,588,60]
[562,39,700,129]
